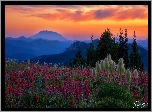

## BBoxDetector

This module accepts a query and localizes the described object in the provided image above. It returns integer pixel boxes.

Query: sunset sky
[5,5,148,40]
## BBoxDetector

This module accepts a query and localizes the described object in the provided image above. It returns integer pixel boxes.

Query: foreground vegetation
[5,55,148,108]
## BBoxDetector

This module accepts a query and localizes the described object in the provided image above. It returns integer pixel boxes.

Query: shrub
[96,82,135,108]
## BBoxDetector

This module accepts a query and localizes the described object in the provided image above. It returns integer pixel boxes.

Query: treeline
[70,28,144,71]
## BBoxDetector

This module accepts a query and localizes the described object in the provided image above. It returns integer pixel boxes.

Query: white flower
[134,69,138,78]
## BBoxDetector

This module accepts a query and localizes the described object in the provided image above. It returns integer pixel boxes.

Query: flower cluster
[5,58,148,108]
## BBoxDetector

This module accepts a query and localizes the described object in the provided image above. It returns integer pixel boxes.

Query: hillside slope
[30,40,148,71]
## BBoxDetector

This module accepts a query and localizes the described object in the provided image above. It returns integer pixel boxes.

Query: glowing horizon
[5,5,148,40]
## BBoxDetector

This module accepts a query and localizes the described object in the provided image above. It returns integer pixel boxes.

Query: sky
[5,5,148,40]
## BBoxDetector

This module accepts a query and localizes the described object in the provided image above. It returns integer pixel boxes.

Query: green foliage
[111,37,119,63]
[125,69,132,83]
[73,47,84,67]
[94,54,116,74]
[116,58,126,76]
[108,55,116,74]
[117,28,129,69]
[141,61,144,71]
[129,31,142,71]
[63,62,66,67]
[100,60,105,71]
[86,42,96,67]
[96,82,135,108]
[5,58,148,108]
[95,61,101,72]
[133,69,138,78]
[95,28,118,63]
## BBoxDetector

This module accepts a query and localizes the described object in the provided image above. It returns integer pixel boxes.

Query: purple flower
[39,80,43,85]
[81,84,84,89]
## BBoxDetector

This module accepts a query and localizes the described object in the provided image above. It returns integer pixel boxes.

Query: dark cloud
[56,9,66,12]
[95,9,113,19]
[75,10,83,15]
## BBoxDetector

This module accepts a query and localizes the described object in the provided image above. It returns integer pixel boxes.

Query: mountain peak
[39,30,54,33]
[19,36,26,38]
[30,30,67,41]
[63,41,89,53]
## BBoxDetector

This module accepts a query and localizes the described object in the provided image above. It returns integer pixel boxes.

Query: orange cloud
[6,5,148,22]
[111,8,147,21]
[25,6,147,22]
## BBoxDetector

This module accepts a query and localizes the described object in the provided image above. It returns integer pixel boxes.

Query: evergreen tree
[73,47,83,67]
[95,28,118,63]
[141,61,144,71]
[118,28,124,59]
[86,35,96,67]
[129,31,142,70]
[82,58,86,68]
[117,28,129,69]
[63,62,66,67]
[111,34,119,63]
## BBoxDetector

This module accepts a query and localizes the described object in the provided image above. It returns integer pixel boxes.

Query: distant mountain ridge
[5,30,148,49]
[83,38,148,51]
[30,40,148,71]
[5,30,73,60]
[6,36,33,42]
[5,30,148,70]
[29,30,67,41]
[5,38,73,60]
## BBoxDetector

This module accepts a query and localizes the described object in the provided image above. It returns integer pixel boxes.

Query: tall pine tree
[129,31,142,71]
[124,29,129,69]
[141,61,144,71]
[117,28,129,69]
[95,28,118,63]
[73,47,83,67]
[86,35,96,67]
[111,33,119,63]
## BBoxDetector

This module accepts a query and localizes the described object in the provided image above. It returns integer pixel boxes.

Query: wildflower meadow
[5,54,148,108]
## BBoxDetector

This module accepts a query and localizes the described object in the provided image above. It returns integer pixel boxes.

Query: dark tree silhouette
[117,28,129,69]
[73,47,83,67]
[129,31,142,70]
[95,28,118,63]
[86,35,96,67]
[141,61,144,71]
